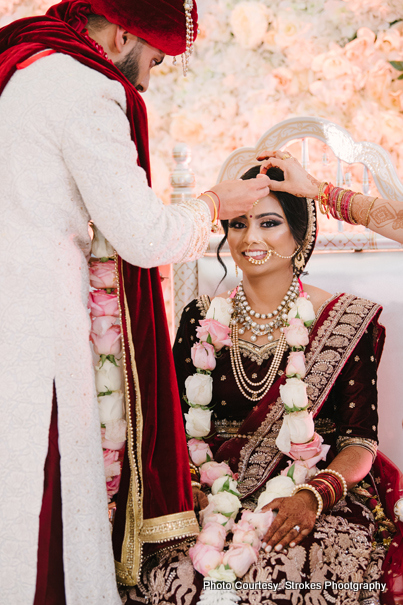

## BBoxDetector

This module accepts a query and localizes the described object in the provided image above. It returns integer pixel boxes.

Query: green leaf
[106,354,119,367]
[98,389,113,397]
[219,511,234,518]
[287,464,295,480]
[398,74,403,80]
[206,453,212,462]
[218,477,231,492]
[390,60,403,71]
[304,319,314,327]
[227,489,241,497]
[99,354,107,368]
[206,333,213,345]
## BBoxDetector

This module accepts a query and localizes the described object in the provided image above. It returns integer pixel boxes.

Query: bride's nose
[242,221,263,244]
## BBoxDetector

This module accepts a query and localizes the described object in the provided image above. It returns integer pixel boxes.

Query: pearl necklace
[232,276,299,342]
[230,326,288,401]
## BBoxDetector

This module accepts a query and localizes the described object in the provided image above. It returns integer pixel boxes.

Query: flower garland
[88,224,127,503]
[185,285,330,598]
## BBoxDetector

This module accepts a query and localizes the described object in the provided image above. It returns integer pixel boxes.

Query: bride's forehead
[253,193,284,215]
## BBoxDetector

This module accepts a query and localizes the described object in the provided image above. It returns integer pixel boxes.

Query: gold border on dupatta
[114,257,199,586]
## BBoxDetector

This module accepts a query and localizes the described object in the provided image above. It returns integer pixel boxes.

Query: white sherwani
[0,53,210,604]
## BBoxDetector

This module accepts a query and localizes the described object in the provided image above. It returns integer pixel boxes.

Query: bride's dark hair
[217,165,309,280]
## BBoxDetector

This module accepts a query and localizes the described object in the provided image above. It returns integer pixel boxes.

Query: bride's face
[227,192,297,277]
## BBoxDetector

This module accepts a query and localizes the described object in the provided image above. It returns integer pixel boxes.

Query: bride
[121,166,402,605]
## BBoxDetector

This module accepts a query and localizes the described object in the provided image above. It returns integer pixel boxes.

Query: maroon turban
[47,0,198,55]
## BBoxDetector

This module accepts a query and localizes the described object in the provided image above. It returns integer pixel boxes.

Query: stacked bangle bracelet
[202,190,221,232]
[291,484,323,518]
[318,180,378,228]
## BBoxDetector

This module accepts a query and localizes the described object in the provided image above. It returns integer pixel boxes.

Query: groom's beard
[115,43,142,90]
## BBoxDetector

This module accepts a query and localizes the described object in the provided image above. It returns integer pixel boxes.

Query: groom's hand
[200,174,271,221]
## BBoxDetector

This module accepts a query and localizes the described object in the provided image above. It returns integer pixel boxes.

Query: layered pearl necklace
[232,276,299,342]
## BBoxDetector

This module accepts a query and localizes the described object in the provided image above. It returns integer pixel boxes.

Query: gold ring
[253,199,260,207]
[282,153,292,159]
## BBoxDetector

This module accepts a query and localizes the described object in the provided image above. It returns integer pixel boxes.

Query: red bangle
[204,190,221,221]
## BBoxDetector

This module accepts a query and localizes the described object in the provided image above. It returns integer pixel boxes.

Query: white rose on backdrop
[98,391,125,424]
[280,377,308,410]
[170,114,205,145]
[91,224,114,258]
[276,410,315,453]
[256,475,295,510]
[184,407,212,438]
[230,1,271,50]
[185,373,213,407]
[206,297,233,327]
[95,359,123,393]
[211,475,239,495]
[287,297,316,325]
[380,110,403,147]
[208,491,242,519]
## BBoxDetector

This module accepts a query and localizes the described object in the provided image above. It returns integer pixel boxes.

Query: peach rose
[89,291,120,317]
[289,432,331,466]
[232,520,261,550]
[106,474,121,500]
[91,325,122,356]
[92,315,117,337]
[188,438,213,466]
[189,543,223,576]
[241,509,274,538]
[196,319,232,351]
[222,544,258,578]
[200,461,233,487]
[285,351,306,378]
[89,260,117,290]
[103,449,120,480]
[191,342,216,371]
[197,522,227,551]
[283,319,309,348]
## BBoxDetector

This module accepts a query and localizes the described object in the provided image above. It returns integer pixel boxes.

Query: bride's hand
[256,150,320,200]
[192,486,209,512]
[260,490,317,552]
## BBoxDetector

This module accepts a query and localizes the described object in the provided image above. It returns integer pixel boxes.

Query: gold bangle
[201,193,218,230]
[291,484,323,518]
[316,468,348,499]
[191,481,201,489]
[336,189,345,221]
[364,197,378,228]
[318,182,327,214]
[348,192,359,225]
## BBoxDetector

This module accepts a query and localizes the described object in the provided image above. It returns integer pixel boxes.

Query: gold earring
[235,264,239,277]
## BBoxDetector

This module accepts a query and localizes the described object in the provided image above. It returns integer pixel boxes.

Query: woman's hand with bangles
[260,490,317,553]
[256,150,320,201]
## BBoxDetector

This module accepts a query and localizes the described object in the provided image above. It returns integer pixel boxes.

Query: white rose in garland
[91,223,115,259]
[95,358,123,393]
[287,295,316,325]
[280,377,308,411]
[185,373,213,407]
[98,391,125,424]
[206,296,233,327]
[185,406,212,438]
[276,409,315,453]
[211,475,240,496]
[208,491,242,520]
[256,475,295,510]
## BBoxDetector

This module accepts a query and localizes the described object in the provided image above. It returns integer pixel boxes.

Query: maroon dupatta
[0,3,197,585]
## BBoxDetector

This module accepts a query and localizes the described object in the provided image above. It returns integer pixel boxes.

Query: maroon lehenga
[121,293,403,605]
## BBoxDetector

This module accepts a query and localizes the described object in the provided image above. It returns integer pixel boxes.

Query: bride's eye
[229,220,246,229]
[261,219,281,228]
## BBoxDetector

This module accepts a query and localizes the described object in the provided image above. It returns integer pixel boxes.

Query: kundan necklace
[233,275,299,342]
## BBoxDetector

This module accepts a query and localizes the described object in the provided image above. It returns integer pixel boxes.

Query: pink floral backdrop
[3,0,403,209]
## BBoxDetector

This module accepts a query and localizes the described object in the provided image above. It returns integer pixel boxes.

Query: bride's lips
[243,250,269,260]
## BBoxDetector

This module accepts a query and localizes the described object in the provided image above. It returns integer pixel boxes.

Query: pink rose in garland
[92,315,117,337]
[200,460,233,486]
[89,291,120,317]
[191,342,216,371]
[106,474,121,500]
[103,449,120,480]
[196,318,232,351]
[89,260,117,289]
[188,438,213,466]
[286,351,306,378]
[189,543,223,576]
[222,544,258,577]
[232,520,261,550]
[197,522,226,550]
[91,325,122,356]
[283,318,309,348]
[289,432,330,465]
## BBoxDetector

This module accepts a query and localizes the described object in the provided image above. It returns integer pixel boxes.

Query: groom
[0,1,271,603]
